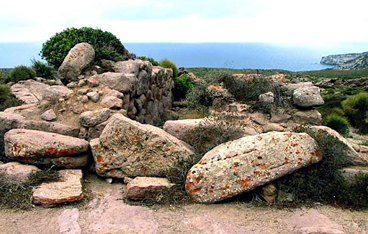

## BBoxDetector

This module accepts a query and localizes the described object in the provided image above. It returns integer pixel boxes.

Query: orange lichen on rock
[237,178,253,188]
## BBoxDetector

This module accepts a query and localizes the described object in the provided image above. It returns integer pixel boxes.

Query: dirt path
[1,173,368,234]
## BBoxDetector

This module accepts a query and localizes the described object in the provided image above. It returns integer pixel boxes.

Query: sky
[1,0,368,45]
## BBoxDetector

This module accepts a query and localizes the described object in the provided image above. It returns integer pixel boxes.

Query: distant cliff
[321,52,368,70]
[320,53,363,65]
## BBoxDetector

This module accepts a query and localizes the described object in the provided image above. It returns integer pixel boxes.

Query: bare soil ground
[0,173,368,234]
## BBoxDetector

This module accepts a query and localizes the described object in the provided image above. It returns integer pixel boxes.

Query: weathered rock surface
[310,126,368,166]
[338,166,368,186]
[10,79,50,104]
[293,86,324,108]
[42,85,73,102]
[93,72,138,93]
[0,161,40,184]
[186,132,321,203]
[90,114,194,178]
[79,108,110,127]
[286,209,344,234]
[163,119,205,142]
[126,177,174,200]
[114,60,140,76]
[32,169,84,208]
[292,110,322,125]
[41,109,57,121]
[57,208,82,234]
[4,129,90,168]
[58,43,95,84]
[258,92,274,103]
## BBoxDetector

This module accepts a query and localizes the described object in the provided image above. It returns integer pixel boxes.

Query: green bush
[31,59,55,79]
[277,126,368,208]
[223,75,286,106]
[0,69,11,84]
[139,56,159,66]
[325,114,350,136]
[0,84,22,111]
[159,59,178,78]
[9,65,36,83]
[0,84,10,103]
[183,113,246,156]
[203,69,232,85]
[40,27,128,68]
[173,75,193,101]
[186,80,213,110]
[342,92,368,133]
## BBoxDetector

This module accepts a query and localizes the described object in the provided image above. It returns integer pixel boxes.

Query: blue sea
[1,42,368,71]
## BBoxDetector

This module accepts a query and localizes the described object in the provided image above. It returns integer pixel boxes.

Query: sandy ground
[1,173,368,234]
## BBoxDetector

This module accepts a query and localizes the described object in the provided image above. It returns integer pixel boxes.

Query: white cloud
[1,0,368,43]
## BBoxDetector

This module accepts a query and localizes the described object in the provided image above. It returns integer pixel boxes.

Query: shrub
[0,69,11,84]
[203,69,232,85]
[139,56,159,66]
[186,80,213,110]
[9,65,36,83]
[172,75,193,101]
[325,114,350,136]
[40,27,128,68]
[277,126,368,208]
[0,84,22,111]
[159,59,178,78]
[342,92,368,133]
[223,75,286,107]
[0,84,10,103]
[31,59,55,79]
[183,113,246,156]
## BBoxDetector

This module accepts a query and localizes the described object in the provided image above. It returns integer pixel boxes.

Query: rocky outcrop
[320,53,365,65]
[4,129,90,168]
[0,162,40,184]
[335,54,368,70]
[338,166,368,186]
[163,119,205,141]
[90,114,194,178]
[126,177,175,200]
[321,52,368,70]
[32,169,84,208]
[58,43,95,84]
[10,80,50,104]
[185,132,321,203]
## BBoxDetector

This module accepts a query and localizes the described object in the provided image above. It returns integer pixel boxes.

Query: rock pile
[1,42,368,208]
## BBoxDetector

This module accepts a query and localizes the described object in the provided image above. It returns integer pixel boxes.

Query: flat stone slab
[32,169,83,208]
[126,177,174,200]
[186,132,321,203]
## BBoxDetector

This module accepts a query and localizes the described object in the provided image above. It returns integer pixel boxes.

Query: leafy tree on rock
[40,27,129,68]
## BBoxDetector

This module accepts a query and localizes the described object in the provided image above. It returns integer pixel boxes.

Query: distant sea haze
[1,42,368,71]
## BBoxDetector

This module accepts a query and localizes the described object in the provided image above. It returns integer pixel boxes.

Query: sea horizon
[1,42,368,71]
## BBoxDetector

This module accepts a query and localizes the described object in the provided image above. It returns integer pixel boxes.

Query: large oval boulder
[58,42,95,84]
[4,129,90,168]
[90,114,194,178]
[185,131,321,203]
